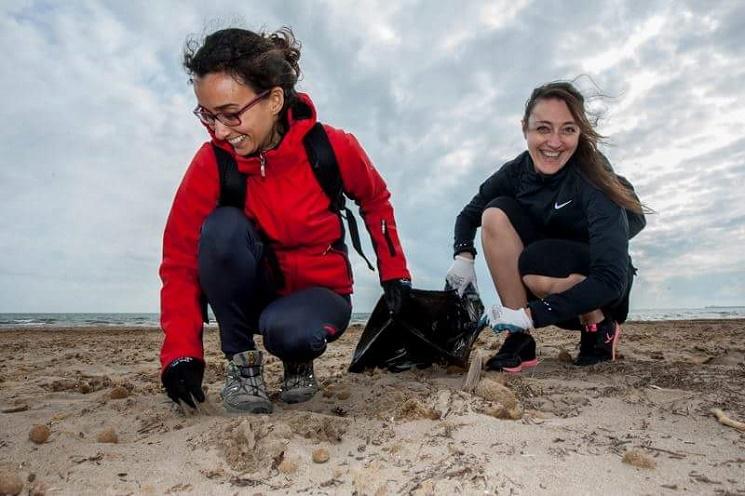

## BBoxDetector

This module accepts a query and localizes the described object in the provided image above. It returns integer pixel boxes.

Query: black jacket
[453,151,645,327]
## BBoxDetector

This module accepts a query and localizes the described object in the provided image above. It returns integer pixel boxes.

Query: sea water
[0,312,373,328]
[1,307,744,328]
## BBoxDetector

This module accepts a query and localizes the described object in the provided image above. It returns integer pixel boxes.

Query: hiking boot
[485,332,538,373]
[575,319,621,366]
[279,361,318,404]
[222,350,273,413]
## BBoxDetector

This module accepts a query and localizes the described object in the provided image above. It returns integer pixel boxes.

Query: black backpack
[211,122,376,278]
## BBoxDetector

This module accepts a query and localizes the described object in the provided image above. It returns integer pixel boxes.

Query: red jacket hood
[204,92,318,176]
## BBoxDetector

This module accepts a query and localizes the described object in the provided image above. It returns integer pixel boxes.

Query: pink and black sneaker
[485,332,539,373]
[575,318,621,366]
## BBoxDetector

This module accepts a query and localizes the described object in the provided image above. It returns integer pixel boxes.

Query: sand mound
[109,386,130,399]
[475,379,517,409]
[287,413,347,444]
[396,398,440,420]
[218,419,288,474]
[45,373,112,394]
[474,379,522,420]
[96,428,118,444]
[622,450,656,469]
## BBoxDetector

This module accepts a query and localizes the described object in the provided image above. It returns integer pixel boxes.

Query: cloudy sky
[2,0,744,313]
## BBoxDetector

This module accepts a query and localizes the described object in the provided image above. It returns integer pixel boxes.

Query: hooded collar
[205,92,318,176]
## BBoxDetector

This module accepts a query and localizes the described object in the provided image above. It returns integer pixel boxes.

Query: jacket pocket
[381,220,397,257]
[329,246,354,280]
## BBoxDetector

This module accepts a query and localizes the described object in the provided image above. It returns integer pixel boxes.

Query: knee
[522,273,585,298]
[481,207,513,237]
[262,323,327,362]
[522,274,550,297]
[482,197,520,236]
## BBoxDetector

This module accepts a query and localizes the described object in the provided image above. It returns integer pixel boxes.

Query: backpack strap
[303,123,375,271]
[212,144,247,208]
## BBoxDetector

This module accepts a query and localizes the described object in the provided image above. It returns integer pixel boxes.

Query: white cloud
[1,0,744,313]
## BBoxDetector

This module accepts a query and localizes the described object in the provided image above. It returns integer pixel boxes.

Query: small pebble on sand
[312,448,330,464]
[557,350,573,363]
[109,387,129,400]
[28,425,50,444]
[96,428,118,444]
[28,480,48,496]
[336,390,350,400]
[0,470,24,496]
[277,459,298,474]
[622,450,656,469]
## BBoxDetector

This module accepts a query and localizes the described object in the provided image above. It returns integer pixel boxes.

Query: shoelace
[226,363,267,398]
[283,365,315,390]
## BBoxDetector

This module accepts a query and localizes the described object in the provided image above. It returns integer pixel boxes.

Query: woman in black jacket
[446,81,646,372]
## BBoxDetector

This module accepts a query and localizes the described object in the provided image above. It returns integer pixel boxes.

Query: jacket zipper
[381,220,396,257]
[324,244,353,280]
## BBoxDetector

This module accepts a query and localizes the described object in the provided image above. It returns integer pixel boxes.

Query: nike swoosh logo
[554,200,573,209]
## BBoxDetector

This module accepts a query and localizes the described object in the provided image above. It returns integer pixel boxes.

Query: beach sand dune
[1,320,744,495]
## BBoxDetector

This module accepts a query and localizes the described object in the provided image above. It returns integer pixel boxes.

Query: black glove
[382,279,412,316]
[161,357,205,408]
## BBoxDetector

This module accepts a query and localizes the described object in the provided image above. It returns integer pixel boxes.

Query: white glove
[445,255,478,297]
[480,303,533,334]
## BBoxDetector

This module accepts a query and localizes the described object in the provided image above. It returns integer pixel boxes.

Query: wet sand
[1,320,744,495]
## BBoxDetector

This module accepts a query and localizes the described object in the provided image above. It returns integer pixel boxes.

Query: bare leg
[481,208,527,308]
[522,273,584,298]
[522,273,604,325]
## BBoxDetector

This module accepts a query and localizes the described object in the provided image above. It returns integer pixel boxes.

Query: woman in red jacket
[160,27,411,413]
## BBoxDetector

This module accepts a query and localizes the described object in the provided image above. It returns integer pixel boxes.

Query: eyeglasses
[193,89,271,127]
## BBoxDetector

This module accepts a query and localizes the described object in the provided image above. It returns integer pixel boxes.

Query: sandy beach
[1,319,744,495]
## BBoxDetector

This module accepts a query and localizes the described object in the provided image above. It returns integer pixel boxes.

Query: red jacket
[159,93,410,369]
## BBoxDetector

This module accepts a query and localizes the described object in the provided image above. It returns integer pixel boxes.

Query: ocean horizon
[1,306,745,328]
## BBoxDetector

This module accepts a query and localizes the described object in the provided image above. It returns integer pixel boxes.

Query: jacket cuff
[453,241,477,258]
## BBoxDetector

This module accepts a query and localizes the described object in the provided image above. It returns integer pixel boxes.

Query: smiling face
[193,72,283,156]
[522,98,580,175]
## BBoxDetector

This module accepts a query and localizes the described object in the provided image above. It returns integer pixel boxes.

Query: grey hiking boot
[222,350,273,413]
[279,361,318,404]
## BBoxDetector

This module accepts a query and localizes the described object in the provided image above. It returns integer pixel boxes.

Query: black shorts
[484,197,633,329]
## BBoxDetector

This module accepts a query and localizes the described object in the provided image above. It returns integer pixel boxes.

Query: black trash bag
[348,288,484,373]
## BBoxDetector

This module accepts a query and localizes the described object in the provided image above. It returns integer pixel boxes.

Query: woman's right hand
[445,254,478,297]
[161,357,205,409]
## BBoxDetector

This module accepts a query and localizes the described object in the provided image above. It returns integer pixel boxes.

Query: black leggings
[197,207,352,361]
[485,197,632,329]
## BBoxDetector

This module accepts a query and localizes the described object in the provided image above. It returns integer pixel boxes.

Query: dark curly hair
[183,27,301,118]
[522,80,646,214]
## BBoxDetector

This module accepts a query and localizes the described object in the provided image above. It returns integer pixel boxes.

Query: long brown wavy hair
[522,81,646,214]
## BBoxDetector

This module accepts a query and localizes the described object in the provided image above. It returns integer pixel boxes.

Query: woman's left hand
[382,279,412,316]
